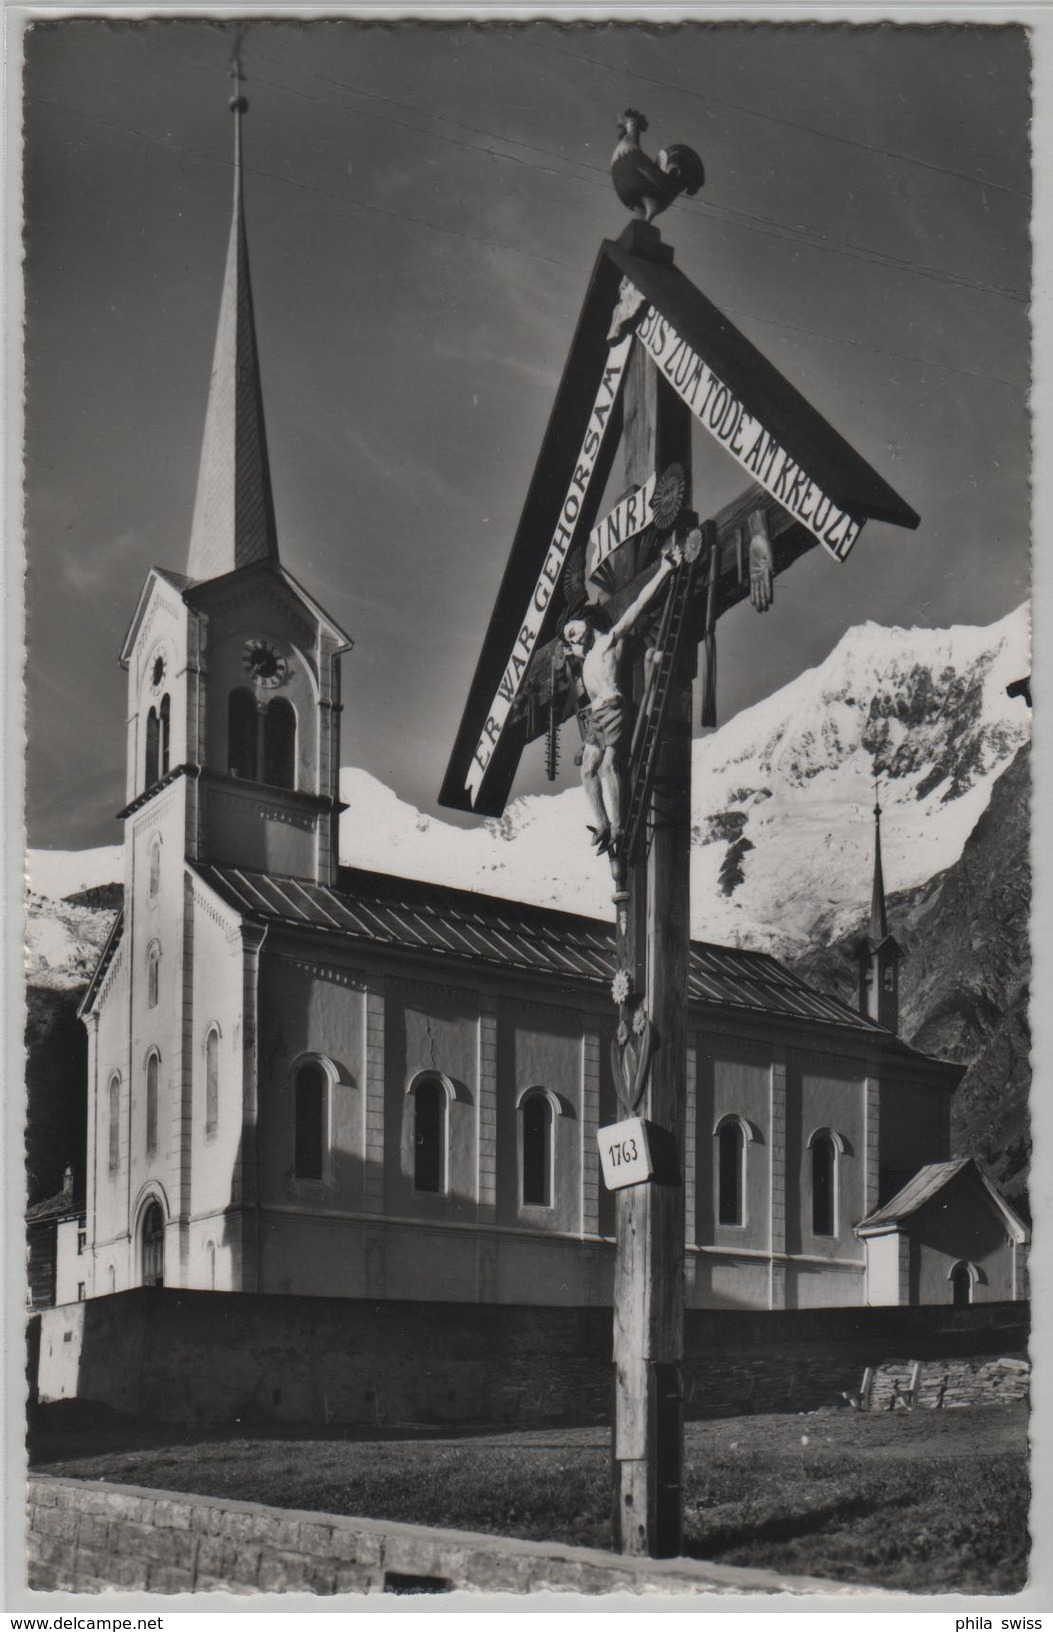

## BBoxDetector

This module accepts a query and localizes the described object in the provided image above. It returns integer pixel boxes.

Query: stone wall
[36,1289,1029,1427]
[866,1355,1029,1411]
[26,1476,837,1598]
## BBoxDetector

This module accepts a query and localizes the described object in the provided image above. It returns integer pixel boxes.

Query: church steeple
[187,58,279,582]
[856,772,902,1033]
[868,787,889,945]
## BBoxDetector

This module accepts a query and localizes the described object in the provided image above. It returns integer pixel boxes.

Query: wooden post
[611,339,693,1557]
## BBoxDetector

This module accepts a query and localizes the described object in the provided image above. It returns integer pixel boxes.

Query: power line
[26,87,1023,391]
[690,196,1026,306]
[718,303,1020,391]
[144,31,1027,306]
[143,33,584,187]
[248,45,1029,306]
[24,94,569,272]
[526,33,1029,201]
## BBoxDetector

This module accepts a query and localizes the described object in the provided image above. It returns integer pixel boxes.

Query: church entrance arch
[141,1199,166,1287]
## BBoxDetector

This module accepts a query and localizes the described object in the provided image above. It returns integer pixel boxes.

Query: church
[75,96,1027,1318]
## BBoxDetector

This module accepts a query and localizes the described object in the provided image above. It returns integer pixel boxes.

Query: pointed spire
[869,770,889,944]
[187,50,279,581]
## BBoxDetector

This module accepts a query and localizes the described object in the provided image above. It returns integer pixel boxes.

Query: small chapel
[75,94,1027,1318]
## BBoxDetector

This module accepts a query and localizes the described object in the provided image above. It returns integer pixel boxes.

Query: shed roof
[859,1160,972,1228]
[857,1159,1028,1241]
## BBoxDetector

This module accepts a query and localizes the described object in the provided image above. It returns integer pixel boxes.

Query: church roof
[191,861,953,1058]
[856,1158,1028,1239]
[186,91,279,582]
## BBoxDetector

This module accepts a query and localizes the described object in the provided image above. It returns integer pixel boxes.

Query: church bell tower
[117,65,352,888]
[85,63,354,1300]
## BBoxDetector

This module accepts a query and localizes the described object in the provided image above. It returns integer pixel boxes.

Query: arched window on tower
[228,688,258,780]
[411,1076,447,1194]
[146,943,160,1009]
[148,835,161,899]
[810,1132,837,1237]
[205,1026,220,1137]
[145,707,160,788]
[159,694,171,777]
[520,1091,554,1207]
[107,1074,120,1173]
[264,697,296,789]
[716,1118,747,1226]
[294,1060,327,1181]
[145,1051,160,1156]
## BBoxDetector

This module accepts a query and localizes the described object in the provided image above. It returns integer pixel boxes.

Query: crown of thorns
[563,602,610,633]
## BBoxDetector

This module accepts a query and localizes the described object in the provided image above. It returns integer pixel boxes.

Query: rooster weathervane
[610,109,705,222]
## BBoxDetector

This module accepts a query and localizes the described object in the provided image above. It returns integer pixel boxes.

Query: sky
[19,18,1031,850]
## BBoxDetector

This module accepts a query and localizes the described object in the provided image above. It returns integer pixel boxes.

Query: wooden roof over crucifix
[440,221,919,820]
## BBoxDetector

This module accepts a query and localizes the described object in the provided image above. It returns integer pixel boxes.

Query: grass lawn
[31,1402,1028,1595]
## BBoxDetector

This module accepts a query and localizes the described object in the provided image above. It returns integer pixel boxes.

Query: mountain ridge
[26,605,1029,986]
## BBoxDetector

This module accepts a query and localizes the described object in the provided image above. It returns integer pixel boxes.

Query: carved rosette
[609,967,656,1114]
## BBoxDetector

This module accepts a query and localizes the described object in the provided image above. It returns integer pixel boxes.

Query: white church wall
[496,1004,584,1235]
[256,1211,371,1299]
[695,1038,773,1255]
[864,1231,903,1305]
[200,783,321,878]
[385,980,481,1222]
[880,1076,953,1177]
[253,1214,616,1306]
[184,879,247,1292]
[786,1261,865,1309]
[125,791,188,1283]
[786,1052,866,1269]
[55,1218,85,1307]
[256,954,369,1218]
[911,1183,1018,1304]
[87,938,131,1292]
[125,581,190,808]
[691,1251,771,1310]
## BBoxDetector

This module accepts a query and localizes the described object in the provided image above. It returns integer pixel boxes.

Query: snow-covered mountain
[24,846,123,902]
[25,606,1029,986]
[340,605,1030,959]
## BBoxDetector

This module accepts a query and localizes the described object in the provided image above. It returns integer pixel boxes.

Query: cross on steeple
[186,43,279,582]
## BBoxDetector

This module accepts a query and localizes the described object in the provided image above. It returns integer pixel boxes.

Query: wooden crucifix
[604,334,693,1557]
[440,193,918,1560]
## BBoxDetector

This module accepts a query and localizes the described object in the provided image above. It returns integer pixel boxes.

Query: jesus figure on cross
[562,539,684,859]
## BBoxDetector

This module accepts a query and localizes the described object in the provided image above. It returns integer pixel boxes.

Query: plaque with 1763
[598,1117,653,1191]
